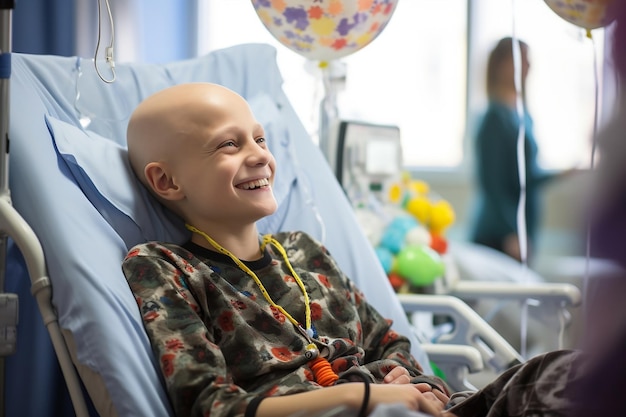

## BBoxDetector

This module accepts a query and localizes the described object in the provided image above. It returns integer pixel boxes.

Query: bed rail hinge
[0,292,17,356]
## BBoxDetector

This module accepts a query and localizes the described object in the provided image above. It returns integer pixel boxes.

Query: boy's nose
[246,145,271,166]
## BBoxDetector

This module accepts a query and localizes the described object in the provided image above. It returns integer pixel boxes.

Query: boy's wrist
[343,383,368,414]
[328,383,362,411]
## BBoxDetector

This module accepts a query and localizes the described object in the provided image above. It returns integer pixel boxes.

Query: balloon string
[583,30,600,320]
[318,61,338,162]
[511,0,529,360]
[511,0,528,270]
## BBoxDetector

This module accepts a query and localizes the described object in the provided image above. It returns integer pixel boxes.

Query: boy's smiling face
[173,85,278,229]
[128,83,277,232]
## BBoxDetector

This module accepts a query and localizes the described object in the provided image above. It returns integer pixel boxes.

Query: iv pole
[0,3,17,416]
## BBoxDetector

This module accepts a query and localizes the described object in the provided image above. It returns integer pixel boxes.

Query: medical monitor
[334,120,403,200]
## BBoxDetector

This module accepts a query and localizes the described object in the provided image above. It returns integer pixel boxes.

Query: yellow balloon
[406,196,431,224]
[429,200,455,233]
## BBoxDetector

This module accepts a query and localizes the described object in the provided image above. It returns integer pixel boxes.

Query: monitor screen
[334,120,402,201]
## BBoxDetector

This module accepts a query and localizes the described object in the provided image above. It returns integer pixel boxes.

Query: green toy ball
[394,244,445,286]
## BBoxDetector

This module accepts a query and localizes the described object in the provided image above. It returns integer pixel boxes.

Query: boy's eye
[219,141,237,148]
[256,137,266,144]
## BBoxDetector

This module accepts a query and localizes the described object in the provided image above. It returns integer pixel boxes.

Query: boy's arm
[334,261,451,396]
[255,382,447,417]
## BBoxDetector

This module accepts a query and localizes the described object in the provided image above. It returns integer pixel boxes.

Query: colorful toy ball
[387,272,406,292]
[429,233,448,254]
[404,225,432,247]
[374,246,394,274]
[379,215,418,254]
[394,245,445,287]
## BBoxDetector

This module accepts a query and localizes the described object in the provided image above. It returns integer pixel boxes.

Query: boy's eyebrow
[202,123,265,145]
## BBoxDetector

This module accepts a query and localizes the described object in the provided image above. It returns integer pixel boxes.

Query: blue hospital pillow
[45,92,295,250]
[45,115,189,249]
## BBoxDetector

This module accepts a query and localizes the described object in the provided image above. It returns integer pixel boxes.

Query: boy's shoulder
[124,241,193,261]
[271,231,325,251]
[270,231,339,270]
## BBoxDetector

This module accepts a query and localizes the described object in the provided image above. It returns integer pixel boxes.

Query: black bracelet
[245,396,265,417]
[345,371,371,417]
[359,377,370,417]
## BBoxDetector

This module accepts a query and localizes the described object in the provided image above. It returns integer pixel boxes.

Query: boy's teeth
[240,178,269,189]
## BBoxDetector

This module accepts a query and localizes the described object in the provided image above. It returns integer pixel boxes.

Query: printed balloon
[252,0,400,61]
[544,0,616,30]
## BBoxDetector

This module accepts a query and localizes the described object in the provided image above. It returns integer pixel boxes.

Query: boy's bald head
[127,83,245,187]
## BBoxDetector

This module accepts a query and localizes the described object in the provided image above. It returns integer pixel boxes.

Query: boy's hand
[414,383,450,405]
[383,366,412,384]
[382,366,451,406]
[369,384,448,416]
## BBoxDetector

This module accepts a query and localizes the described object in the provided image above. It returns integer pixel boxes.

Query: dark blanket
[447,350,585,417]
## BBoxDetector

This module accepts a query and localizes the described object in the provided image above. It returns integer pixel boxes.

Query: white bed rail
[0,197,90,417]
[420,343,483,392]
[449,281,581,306]
[398,293,525,373]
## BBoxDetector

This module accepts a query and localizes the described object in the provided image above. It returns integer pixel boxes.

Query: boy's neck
[190,223,263,261]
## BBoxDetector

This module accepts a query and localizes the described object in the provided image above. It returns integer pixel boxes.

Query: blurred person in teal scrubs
[470,37,558,262]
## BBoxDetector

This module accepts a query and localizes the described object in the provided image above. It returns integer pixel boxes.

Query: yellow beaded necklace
[186,224,339,386]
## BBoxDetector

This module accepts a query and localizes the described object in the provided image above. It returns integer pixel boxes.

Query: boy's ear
[144,162,184,201]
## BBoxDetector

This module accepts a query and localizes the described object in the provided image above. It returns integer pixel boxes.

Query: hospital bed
[1,43,573,417]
